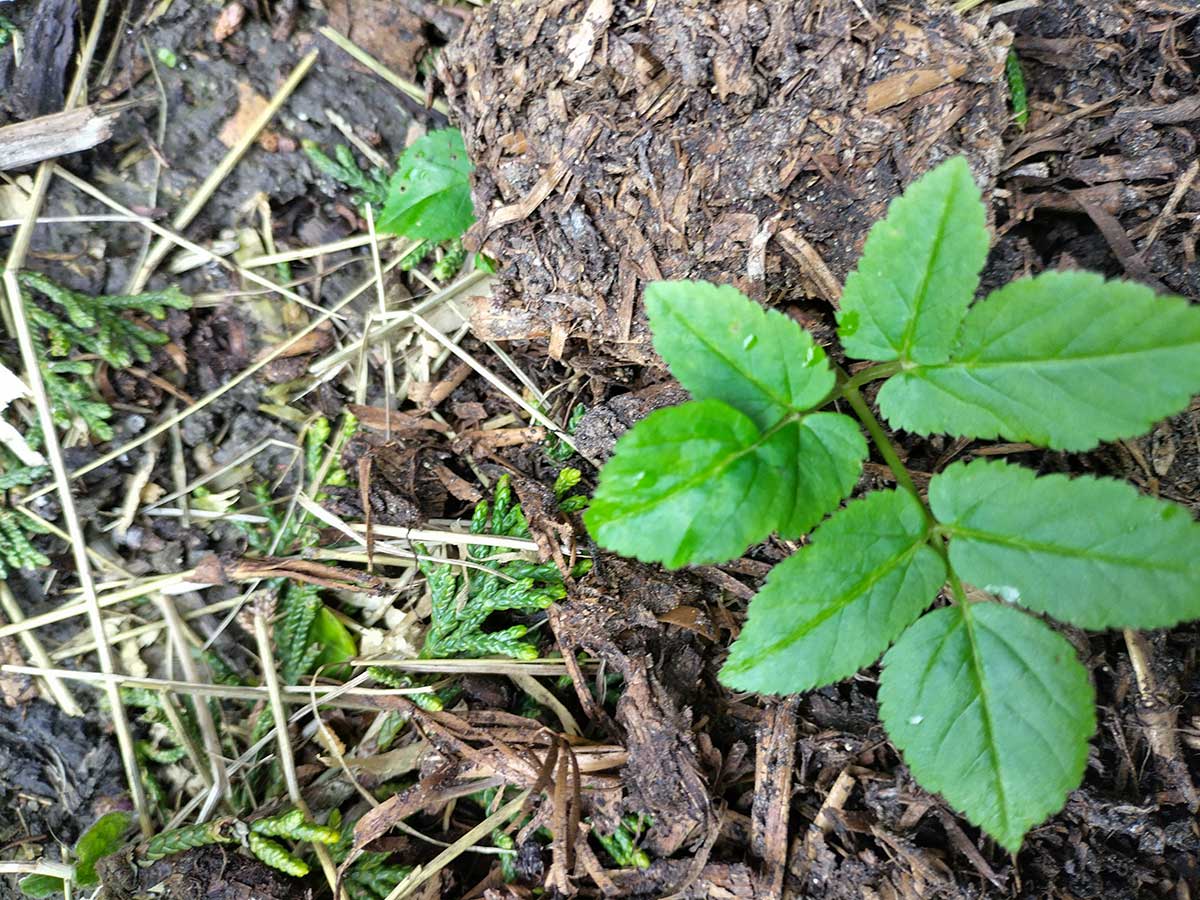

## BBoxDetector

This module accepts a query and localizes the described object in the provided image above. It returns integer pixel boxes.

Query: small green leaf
[878,271,1200,450]
[645,280,835,429]
[586,400,865,567]
[758,412,868,538]
[378,129,474,241]
[837,156,989,365]
[310,606,357,676]
[1006,50,1029,130]
[931,460,1200,629]
[584,400,780,568]
[879,602,1095,853]
[19,875,65,898]
[720,490,944,694]
[74,810,132,885]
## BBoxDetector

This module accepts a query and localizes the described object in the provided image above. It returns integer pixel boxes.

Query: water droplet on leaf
[742,333,757,350]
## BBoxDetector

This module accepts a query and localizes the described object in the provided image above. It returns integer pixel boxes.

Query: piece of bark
[0,104,121,170]
[750,696,800,897]
[0,0,77,119]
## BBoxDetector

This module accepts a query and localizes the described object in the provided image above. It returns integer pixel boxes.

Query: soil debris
[0,700,124,849]
[0,1,1198,898]
[0,0,76,121]
[443,0,1011,364]
[94,845,308,900]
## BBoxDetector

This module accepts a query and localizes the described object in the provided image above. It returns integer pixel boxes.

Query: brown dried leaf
[865,63,968,113]
[348,404,450,436]
[218,82,270,149]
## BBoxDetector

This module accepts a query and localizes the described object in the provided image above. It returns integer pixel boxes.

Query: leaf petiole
[837,373,922,506]
[842,360,903,392]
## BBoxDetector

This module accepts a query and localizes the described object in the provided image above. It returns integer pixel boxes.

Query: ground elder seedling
[378,128,475,242]
[307,130,475,281]
[583,156,1200,852]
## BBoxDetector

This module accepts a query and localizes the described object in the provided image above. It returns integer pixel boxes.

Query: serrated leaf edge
[721,495,935,688]
[645,280,831,418]
[880,602,1095,852]
[932,459,1200,629]
[878,272,1200,451]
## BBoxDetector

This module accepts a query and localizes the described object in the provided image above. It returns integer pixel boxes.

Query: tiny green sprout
[0,508,50,578]
[302,140,390,208]
[137,808,337,879]
[584,156,1200,852]
[399,240,432,271]
[155,47,177,68]
[493,829,518,882]
[17,271,191,441]
[233,416,357,686]
[326,809,414,896]
[0,16,17,48]
[553,468,583,498]
[143,818,243,862]
[416,475,569,662]
[378,129,475,242]
[135,740,187,765]
[1006,50,1029,130]
[546,402,587,462]
[368,665,445,711]
[430,237,467,282]
[594,815,651,869]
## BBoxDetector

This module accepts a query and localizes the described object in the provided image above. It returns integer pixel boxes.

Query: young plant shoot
[583,156,1200,852]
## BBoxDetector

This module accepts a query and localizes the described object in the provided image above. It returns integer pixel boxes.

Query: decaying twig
[750,696,799,896]
[1124,629,1199,809]
[0,104,127,170]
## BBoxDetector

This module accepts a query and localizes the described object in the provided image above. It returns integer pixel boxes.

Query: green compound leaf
[879,602,1095,853]
[878,271,1200,451]
[645,280,835,429]
[759,412,867,537]
[837,156,989,365]
[378,129,475,241]
[584,400,781,568]
[931,459,1200,630]
[720,490,944,694]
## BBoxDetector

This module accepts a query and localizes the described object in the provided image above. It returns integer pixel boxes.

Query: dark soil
[0,1,1197,899]
[94,845,308,900]
[0,700,125,849]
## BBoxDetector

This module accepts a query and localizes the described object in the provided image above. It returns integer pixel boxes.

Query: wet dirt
[0,700,124,861]
[443,0,1012,366]
[94,845,308,900]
